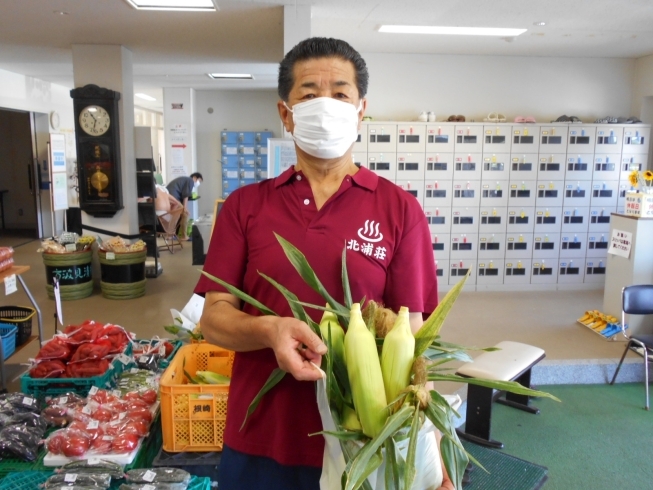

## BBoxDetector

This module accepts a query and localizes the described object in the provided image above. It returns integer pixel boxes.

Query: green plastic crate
[20,343,135,397]
[0,471,52,489]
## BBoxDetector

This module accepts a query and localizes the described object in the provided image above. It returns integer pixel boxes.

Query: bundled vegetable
[202,234,559,490]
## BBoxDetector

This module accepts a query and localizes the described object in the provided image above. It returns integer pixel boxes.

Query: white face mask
[194,180,200,189]
[285,97,362,159]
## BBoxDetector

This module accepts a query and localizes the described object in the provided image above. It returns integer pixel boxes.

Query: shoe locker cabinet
[221,131,274,199]
[353,122,651,292]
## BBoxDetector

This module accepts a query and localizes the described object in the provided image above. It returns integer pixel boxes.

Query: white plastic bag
[317,374,444,490]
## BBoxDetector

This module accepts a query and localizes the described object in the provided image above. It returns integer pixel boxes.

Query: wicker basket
[0,306,35,346]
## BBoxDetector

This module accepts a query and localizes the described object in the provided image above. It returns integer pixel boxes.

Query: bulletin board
[267,138,296,178]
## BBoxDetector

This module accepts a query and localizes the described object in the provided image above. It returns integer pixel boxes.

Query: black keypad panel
[428,135,449,144]
[456,135,477,144]
[541,136,563,145]
[425,190,447,198]
[479,268,499,276]
[451,268,469,276]
[533,267,553,275]
[511,163,532,171]
[427,162,448,171]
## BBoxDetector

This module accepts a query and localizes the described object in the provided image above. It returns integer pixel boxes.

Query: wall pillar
[71,44,138,236]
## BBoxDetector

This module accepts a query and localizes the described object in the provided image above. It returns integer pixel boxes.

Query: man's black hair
[278,37,368,102]
[190,172,203,180]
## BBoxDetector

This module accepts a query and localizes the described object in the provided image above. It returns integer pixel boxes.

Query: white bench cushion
[456,341,545,381]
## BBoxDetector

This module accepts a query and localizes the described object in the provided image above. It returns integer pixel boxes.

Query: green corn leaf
[240,368,286,431]
[258,271,320,336]
[345,405,415,490]
[403,403,421,490]
[383,438,403,490]
[289,300,349,319]
[424,349,474,364]
[427,373,561,402]
[201,270,278,317]
[342,449,383,490]
[414,270,469,357]
[434,340,501,352]
[339,441,374,490]
[274,233,349,323]
[428,388,462,421]
[342,245,353,309]
[310,430,365,441]
[440,429,469,490]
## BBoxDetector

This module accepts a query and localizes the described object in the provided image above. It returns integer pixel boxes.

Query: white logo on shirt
[357,220,384,243]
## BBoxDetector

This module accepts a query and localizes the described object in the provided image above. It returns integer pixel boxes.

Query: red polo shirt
[194,165,438,468]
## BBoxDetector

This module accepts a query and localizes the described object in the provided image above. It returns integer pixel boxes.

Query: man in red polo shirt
[195,37,449,489]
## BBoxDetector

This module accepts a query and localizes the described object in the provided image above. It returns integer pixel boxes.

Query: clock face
[79,105,111,136]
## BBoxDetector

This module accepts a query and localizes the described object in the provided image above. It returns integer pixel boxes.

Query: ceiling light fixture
[533,21,547,26]
[208,73,254,80]
[53,10,69,15]
[135,93,157,101]
[125,0,217,12]
[378,25,527,37]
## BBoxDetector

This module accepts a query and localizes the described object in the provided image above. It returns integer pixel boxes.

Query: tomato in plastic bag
[111,432,139,453]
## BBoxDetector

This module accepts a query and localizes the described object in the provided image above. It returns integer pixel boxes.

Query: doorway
[0,108,50,247]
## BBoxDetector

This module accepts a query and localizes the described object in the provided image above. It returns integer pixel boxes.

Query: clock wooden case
[70,84,123,217]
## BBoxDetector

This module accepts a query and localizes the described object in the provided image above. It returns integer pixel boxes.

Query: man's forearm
[200,292,272,351]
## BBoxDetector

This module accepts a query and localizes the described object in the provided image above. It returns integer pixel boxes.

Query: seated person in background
[155,185,183,216]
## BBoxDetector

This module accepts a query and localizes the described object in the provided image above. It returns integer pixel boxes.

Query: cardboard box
[624,192,653,217]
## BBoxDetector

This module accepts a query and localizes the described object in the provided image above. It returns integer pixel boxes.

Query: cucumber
[58,459,124,479]
[125,468,191,485]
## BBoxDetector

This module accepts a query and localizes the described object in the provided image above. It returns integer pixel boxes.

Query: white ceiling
[1,0,653,111]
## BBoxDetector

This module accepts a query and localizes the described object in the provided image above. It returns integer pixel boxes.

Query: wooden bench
[455,341,545,449]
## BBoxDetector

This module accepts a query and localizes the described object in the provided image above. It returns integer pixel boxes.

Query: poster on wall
[49,133,67,173]
[52,173,69,211]
[267,138,297,178]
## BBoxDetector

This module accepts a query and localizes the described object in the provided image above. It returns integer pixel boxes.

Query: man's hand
[265,316,326,381]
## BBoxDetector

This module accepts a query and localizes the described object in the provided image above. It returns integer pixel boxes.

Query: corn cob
[381,306,416,404]
[195,371,231,384]
[319,306,345,367]
[344,303,388,438]
[341,405,362,431]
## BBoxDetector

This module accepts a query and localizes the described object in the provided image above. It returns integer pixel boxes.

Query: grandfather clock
[70,84,123,217]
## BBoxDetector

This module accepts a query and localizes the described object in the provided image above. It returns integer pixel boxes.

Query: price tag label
[89,386,99,395]
[117,354,131,365]
[130,368,139,374]
[87,420,99,430]
[82,405,92,415]
[102,435,114,441]
[65,243,77,252]
[64,474,78,483]
[22,396,35,406]
[143,470,157,482]
[4,274,17,295]
[106,252,116,260]
[88,457,100,465]
[112,390,122,398]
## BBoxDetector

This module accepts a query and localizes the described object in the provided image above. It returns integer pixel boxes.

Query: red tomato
[90,436,113,454]
[46,431,66,455]
[120,418,149,437]
[62,434,91,457]
[141,390,158,405]
[112,433,139,453]
[126,407,152,423]
[92,407,114,423]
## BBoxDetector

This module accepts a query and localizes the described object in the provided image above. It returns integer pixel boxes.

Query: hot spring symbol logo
[358,220,384,243]
[348,220,387,260]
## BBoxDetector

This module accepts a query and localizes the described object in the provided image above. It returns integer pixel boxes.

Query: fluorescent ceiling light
[378,25,527,37]
[135,93,157,101]
[125,0,216,11]
[208,73,253,80]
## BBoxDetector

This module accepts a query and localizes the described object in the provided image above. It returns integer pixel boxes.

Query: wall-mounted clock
[49,111,60,130]
[70,84,123,217]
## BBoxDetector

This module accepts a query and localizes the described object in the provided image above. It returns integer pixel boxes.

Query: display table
[603,214,653,336]
[0,265,44,391]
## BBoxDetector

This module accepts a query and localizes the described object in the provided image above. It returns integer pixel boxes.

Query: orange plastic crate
[160,343,234,452]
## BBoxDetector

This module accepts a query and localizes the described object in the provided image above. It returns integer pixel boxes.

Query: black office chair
[610,285,653,410]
